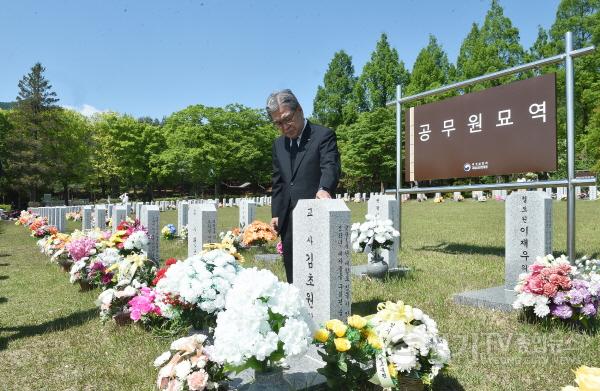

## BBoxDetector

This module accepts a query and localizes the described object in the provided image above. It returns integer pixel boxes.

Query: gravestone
[454,191,552,311]
[187,204,217,257]
[177,201,189,231]
[293,199,351,327]
[366,195,399,269]
[56,207,67,232]
[94,206,107,229]
[140,205,160,262]
[556,187,567,200]
[112,206,127,233]
[589,186,597,200]
[545,188,553,198]
[82,206,93,230]
[239,200,256,229]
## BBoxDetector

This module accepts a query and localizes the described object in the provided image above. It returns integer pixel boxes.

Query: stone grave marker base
[351,264,410,278]
[229,345,326,390]
[453,286,517,312]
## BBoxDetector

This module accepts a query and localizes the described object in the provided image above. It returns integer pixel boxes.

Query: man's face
[271,105,304,139]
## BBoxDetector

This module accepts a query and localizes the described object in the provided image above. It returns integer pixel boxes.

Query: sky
[0,0,562,119]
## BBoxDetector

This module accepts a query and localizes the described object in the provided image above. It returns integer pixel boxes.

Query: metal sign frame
[387,32,596,261]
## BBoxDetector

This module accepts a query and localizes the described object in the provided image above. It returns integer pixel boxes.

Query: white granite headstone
[112,206,127,233]
[82,206,92,230]
[367,195,399,269]
[293,199,351,327]
[589,186,597,200]
[141,205,160,262]
[94,206,107,230]
[187,204,217,257]
[505,191,552,290]
[56,207,67,232]
[239,200,256,229]
[177,201,189,231]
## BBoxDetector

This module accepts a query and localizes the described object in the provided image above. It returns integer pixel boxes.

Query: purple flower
[550,304,573,319]
[568,287,590,306]
[571,279,589,290]
[553,291,567,305]
[101,273,114,285]
[90,262,104,272]
[581,302,598,317]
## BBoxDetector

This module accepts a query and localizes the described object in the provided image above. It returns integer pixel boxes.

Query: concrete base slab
[453,285,517,312]
[229,345,326,390]
[253,254,281,263]
[351,264,410,278]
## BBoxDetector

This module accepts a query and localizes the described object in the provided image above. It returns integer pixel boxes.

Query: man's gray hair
[266,89,300,119]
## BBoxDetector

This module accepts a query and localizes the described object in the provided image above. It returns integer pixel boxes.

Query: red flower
[166,258,177,266]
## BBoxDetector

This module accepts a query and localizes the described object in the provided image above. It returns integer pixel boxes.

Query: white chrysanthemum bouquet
[369,301,451,387]
[212,267,314,373]
[351,214,399,254]
[154,249,241,328]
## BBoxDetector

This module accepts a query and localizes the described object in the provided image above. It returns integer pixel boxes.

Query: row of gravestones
[413,186,598,202]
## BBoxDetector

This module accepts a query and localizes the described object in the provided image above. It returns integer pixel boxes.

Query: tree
[405,35,455,101]
[312,50,357,129]
[456,1,525,89]
[358,33,410,111]
[336,107,396,192]
[16,62,59,118]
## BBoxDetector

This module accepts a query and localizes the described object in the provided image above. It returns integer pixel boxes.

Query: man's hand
[270,217,279,233]
[316,190,332,199]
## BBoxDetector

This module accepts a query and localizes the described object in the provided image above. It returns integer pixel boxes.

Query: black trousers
[280,210,294,283]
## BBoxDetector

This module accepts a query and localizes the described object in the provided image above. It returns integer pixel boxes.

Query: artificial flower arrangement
[369,301,451,388]
[240,221,277,247]
[154,333,228,391]
[66,211,82,221]
[562,365,600,391]
[162,224,177,240]
[454,194,464,202]
[37,232,72,270]
[16,210,37,226]
[178,225,188,242]
[314,301,450,390]
[513,255,600,330]
[219,228,242,250]
[433,196,444,204]
[28,216,56,238]
[313,315,383,390]
[477,195,487,202]
[108,219,149,255]
[276,241,283,255]
[212,267,313,374]
[153,249,242,329]
[350,214,399,258]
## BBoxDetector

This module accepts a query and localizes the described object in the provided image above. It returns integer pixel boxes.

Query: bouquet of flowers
[154,333,228,391]
[212,267,313,373]
[433,196,444,204]
[351,214,399,255]
[66,211,82,221]
[477,195,487,202]
[152,257,178,286]
[513,255,600,329]
[178,225,188,242]
[219,228,242,250]
[16,210,37,226]
[96,281,140,323]
[38,232,72,270]
[162,224,177,240]
[369,301,451,388]
[562,366,600,391]
[241,221,277,247]
[154,249,241,329]
[128,286,162,323]
[29,217,56,238]
[108,219,148,255]
[276,241,283,255]
[313,315,383,390]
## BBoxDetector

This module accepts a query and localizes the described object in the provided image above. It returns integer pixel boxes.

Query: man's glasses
[273,107,297,128]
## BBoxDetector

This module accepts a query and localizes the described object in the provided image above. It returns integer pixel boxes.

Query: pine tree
[312,50,357,129]
[405,35,455,101]
[16,62,59,117]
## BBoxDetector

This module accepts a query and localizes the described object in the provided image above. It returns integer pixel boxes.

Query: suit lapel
[291,122,313,179]
[278,136,292,180]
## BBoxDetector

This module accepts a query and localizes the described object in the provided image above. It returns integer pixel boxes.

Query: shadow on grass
[0,262,9,266]
[0,297,7,304]
[351,299,383,316]
[417,242,504,257]
[432,373,465,391]
[0,254,10,258]
[0,275,8,280]
[0,308,97,350]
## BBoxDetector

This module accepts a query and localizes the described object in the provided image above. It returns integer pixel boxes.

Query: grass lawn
[1,200,599,390]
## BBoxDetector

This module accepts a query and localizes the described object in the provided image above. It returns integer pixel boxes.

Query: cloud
[62,104,108,117]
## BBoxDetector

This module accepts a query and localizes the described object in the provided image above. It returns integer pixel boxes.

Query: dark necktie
[290,138,299,170]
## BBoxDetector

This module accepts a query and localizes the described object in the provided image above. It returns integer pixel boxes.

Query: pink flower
[542,282,558,297]
[187,369,209,391]
[524,276,544,294]
[128,287,160,321]
[66,237,97,262]
[529,264,545,274]
[276,241,283,255]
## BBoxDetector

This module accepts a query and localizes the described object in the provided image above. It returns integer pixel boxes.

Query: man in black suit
[267,89,341,283]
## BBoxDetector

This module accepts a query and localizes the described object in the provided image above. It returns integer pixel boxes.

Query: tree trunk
[63,183,69,206]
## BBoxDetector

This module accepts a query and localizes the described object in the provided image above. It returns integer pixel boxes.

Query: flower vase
[59,260,73,273]
[397,376,424,391]
[113,310,132,326]
[243,366,292,391]
[367,250,388,278]
[78,280,94,292]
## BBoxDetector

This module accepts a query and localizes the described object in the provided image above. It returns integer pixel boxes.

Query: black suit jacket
[271,121,341,232]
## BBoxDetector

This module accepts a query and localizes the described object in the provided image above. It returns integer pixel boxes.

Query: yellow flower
[325,319,344,331]
[333,338,351,352]
[367,333,383,349]
[388,362,398,378]
[347,315,367,329]
[376,301,414,323]
[126,253,146,267]
[314,329,329,343]
[574,366,600,391]
[332,323,347,337]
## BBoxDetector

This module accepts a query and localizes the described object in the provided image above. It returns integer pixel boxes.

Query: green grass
[1,201,599,390]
